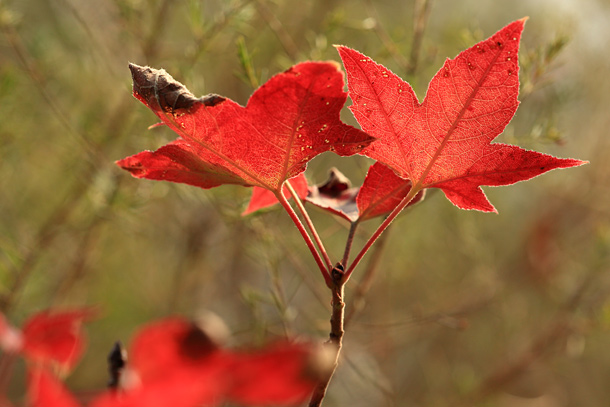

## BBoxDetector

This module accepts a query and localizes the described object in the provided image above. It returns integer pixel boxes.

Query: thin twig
[363,0,410,72]
[285,181,333,271]
[0,21,97,159]
[187,0,254,67]
[276,189,331,286]
[308,269,345,407]
[0,181,88,314]
[458,267,602,406]
[406,0,433,75]
[346,185,422,280]
[341,222,359,267]
[141,0,172,62]
[344,224,391,327]
[254,0,299,62]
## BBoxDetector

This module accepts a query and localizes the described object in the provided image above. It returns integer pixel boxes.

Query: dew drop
[443,71,449,78]
[180,123,186,129]
[507,70,512,76]
[513,37,517,41]
[506,57,511,61]
[496,41,503,48]
[326,101,330,105]
[325,139,329,143]
[301,147,305,151]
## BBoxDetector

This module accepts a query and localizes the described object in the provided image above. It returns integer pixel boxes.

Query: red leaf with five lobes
[242,173,309,215]
[306,164,424,222]
[21,308,97,371]
[338,19,587,212]
[356,162,425,221]
[118,62,375,193]
[28,368,80,407]
[228,342,331,406]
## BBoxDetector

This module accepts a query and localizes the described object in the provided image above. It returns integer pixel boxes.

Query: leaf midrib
[418,46,504,188]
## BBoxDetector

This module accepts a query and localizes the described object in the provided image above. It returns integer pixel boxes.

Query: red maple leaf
[19,308,97,372]
[27,368,80,407]
[118,62,374,194]
[306,163,424,222]
[228,342,330,406]
[91,317,331,407]
[338,18,586,212]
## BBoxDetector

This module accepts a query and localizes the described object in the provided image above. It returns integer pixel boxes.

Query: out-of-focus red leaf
[357,162,424,221]
[128,317,226,384]
[338,19,586,212]
[306,164,423,222]
[22,308,97,371]
[118,62,374,193]
[242,173,309,216]
[27,368,80,407]
[90,318,231,407]
[306,168,359,222]
[90,316,329,407]
[228,342,331,406]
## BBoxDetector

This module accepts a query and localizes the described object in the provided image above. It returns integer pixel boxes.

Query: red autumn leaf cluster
[118,19,585,217]
[1,310,329,407]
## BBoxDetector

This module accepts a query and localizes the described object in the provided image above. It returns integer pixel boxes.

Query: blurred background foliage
[0,0,608,406]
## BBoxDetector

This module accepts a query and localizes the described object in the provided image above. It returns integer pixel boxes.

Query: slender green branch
[285,181,333,271]
[276,188,332,287]
[345,185,422,280]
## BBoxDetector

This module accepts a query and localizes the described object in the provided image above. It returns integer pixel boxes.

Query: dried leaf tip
[128,63,225,113]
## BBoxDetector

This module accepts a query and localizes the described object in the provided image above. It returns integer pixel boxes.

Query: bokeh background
[0,0,608,406]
